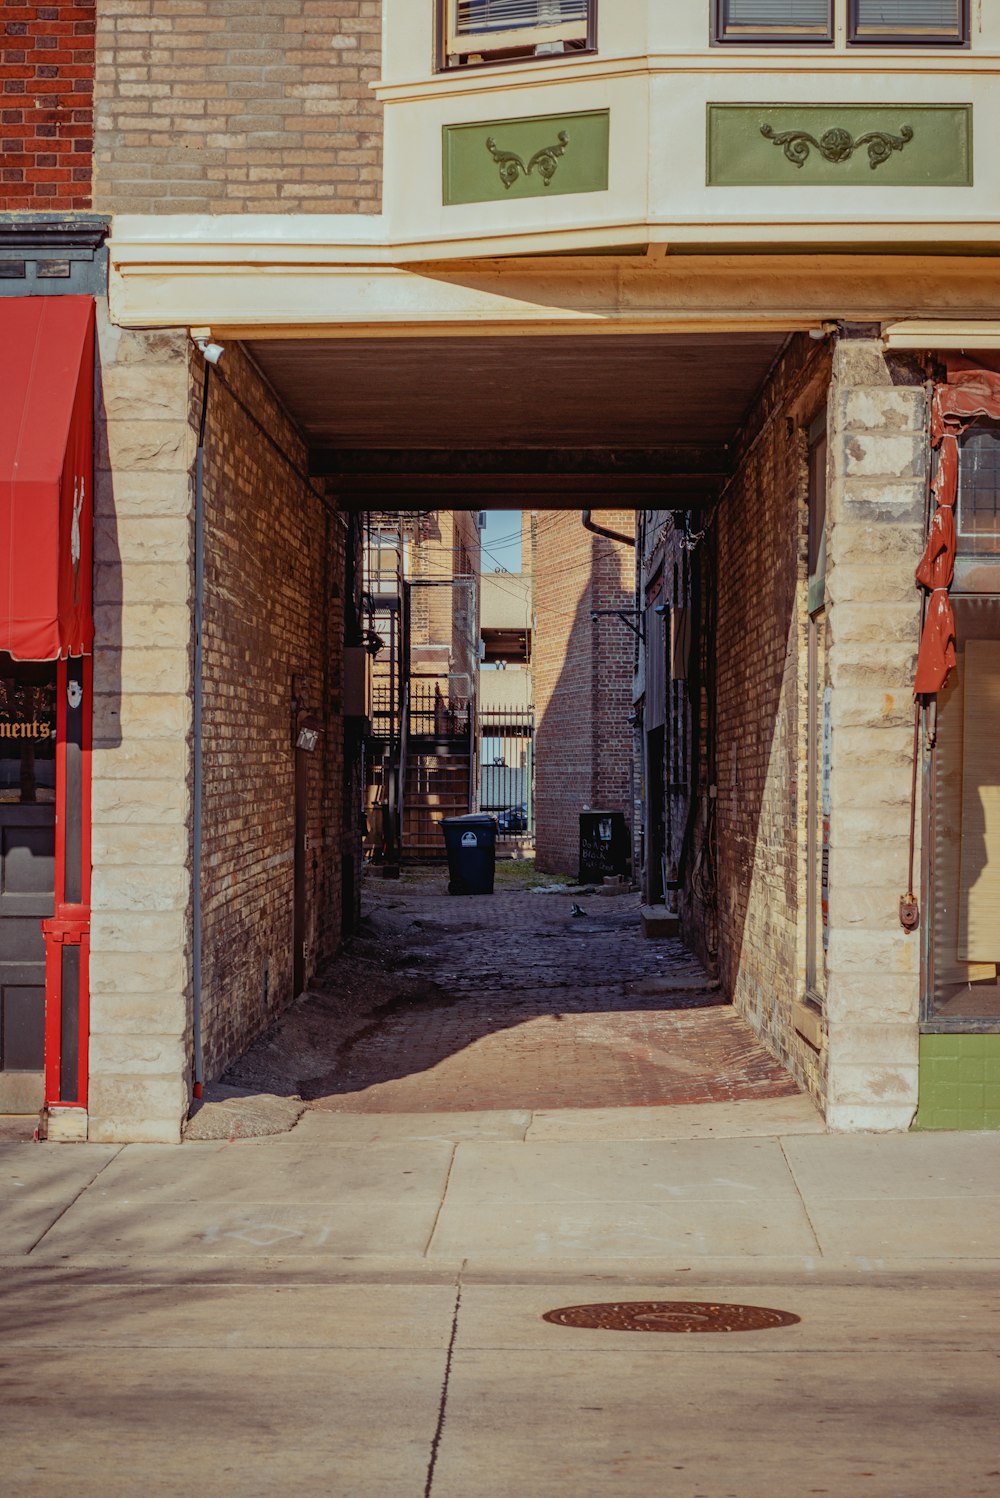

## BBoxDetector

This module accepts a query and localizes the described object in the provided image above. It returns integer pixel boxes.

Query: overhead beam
[311,447,729,509]
[310,447,726,477]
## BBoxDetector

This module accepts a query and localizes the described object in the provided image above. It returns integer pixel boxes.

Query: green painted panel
[914,1034,1000,1130]
[443,110,609,206]
[707,104,972,188]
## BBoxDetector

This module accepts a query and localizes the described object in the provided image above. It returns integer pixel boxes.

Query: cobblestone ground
[305,871,802,1114]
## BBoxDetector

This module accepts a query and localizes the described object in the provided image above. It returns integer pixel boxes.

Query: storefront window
[0,656,57,806]
[926,603,1000,1026]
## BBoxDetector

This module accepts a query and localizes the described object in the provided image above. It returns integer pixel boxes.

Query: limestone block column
[88,311,194,1144]
[824,340,927,1131]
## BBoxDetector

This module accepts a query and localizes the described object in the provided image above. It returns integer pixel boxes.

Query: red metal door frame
[42,654,92,1111]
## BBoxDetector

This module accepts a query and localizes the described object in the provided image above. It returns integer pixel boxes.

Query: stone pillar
[824,339,927,1131]
[87,314,194,1144]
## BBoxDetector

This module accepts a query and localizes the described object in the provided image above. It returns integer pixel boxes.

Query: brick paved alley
[302,872,804,1115]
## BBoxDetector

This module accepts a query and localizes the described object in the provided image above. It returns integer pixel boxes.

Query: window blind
[723,0,830,25]
[854,0,961,26]
[456,0,588,35]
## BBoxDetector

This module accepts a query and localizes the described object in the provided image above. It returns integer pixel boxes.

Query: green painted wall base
[914,1034,1000,1130]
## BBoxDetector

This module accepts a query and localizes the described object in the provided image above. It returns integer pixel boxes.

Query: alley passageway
[224,868,805,1122]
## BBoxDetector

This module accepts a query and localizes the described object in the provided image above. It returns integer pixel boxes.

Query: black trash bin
[441,813,497,895]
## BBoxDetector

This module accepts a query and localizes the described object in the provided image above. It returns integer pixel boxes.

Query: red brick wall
[1,1,94,209]
[533,511,635,876]
[199,344,356,1080]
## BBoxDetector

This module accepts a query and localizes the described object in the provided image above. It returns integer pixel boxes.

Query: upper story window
[439,0,596,70]
[958,426,1000,559]
[714,0,968,44]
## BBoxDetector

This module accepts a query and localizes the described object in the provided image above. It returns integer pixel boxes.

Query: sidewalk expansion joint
[24,1146,125,1256]
[778,1135,823,1257]
[423,1142,457,1258]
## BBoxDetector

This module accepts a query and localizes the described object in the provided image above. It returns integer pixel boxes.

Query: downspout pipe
[582,509,635,547]
[191,358,211,1100]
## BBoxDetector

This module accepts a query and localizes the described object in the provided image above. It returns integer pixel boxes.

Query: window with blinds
[715,0,833,42]
[715,0,967,42]
[849,0,967,42]
[441,0,594,67]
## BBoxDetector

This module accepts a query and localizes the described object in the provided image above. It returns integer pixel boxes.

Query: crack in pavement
[424,1274,463,1498]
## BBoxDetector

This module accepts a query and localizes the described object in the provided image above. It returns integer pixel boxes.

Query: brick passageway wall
[532,511,635,877]
[88,328,359,1140]
[92,0,382,215]
[0,0,95,210]
[710,336,828,1104]
[199,344,355,1081]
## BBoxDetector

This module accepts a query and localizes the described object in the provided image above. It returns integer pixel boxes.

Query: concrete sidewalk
[5,1097,1000,1272]
[4,1103,1000,1496]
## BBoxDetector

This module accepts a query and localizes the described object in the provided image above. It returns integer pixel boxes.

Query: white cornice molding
[373,50,1000,102]
[883,319,1000,349]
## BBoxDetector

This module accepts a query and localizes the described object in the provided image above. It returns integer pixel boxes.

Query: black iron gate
[479,700,534,841]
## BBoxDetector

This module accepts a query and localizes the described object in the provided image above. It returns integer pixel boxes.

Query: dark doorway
[0,656,57,1111]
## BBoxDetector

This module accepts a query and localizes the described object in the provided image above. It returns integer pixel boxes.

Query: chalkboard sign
[579,810,629,883]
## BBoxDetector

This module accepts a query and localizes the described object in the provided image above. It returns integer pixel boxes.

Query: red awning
[1,296,95,661]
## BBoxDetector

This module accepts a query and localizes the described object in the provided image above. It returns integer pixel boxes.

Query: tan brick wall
[701,337,831,1105]
[199,343,353,1080]
[93,0,382,214]
[409,510,480,692]
[533,510,634,877]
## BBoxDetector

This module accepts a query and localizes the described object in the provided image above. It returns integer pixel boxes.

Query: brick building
[533,511,635,878]
[3,0,1000,1138]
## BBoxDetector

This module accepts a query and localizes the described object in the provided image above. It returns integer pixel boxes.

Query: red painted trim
[42,656,92,1111]
[78,652,92,1108]
[44,657,68,1107]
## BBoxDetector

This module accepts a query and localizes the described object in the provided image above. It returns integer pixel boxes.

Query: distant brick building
[533,512,635,879]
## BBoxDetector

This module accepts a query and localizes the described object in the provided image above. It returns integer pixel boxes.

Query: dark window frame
[713,0,970,46]
[436,0,598,73]
[713,0,834,45]
[847,0,969,46]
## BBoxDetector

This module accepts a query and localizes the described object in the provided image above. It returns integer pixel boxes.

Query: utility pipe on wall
[582,509,635,547]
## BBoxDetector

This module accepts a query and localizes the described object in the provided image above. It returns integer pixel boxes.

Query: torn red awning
[1,296,95,661]
[915,362,1000,696]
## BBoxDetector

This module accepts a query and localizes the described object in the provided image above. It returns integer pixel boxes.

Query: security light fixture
[194,336,225,365]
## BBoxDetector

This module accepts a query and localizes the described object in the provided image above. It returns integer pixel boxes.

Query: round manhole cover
[542,1301,800,1334]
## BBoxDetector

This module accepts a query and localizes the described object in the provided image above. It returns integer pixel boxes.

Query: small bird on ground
[569,903,586,918]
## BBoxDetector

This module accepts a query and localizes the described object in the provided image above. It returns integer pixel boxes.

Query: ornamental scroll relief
[760,122,914,171]
[485,130,570,189]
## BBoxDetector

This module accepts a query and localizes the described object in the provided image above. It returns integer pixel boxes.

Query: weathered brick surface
[198,343,356,1080]
[0,1,95,210]
[688,338,831,1106]
[823,341,926,1131]
[92,0,383,214]
[532,511,635,877]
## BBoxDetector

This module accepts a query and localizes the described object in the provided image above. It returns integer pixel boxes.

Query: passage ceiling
[244,330,791,507]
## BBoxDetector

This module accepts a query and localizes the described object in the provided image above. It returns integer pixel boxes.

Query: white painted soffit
[884,320,1000,350]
